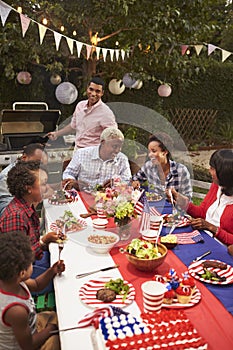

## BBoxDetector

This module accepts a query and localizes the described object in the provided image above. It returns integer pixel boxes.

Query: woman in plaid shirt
[132,134,192,200]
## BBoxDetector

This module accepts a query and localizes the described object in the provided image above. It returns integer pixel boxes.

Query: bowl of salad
[125,239,167,272]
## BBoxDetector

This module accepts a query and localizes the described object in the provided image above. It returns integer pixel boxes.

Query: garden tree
[0,0,231,88]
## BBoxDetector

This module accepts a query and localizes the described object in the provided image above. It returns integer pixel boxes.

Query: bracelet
[39,237,47,248]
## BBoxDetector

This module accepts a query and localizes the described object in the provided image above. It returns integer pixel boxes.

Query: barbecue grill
[0,102,74,182]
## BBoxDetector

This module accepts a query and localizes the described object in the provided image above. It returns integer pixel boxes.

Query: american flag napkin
[175,230,204,244]
[77,306,129,329]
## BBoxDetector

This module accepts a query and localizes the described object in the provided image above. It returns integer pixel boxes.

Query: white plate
[188,259,233,285]
[50,218,87,234]
[79,276,135,308]
[162,214,190,227]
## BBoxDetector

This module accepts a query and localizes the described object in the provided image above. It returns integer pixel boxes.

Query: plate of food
[50,210,87,233]
[48,189,79,205]
[162,213,190,227]
[188,259,233,285]
[145,192,163,202]
[79,277,135,308]
[162,287,201,308]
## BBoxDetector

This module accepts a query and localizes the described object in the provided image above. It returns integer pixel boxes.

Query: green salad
[127,238,161,259]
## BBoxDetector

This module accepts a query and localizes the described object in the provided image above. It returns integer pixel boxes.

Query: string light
[73,30,77,36]
[17,7,22,13]
[42,18,48,25]
[60,26,65,32]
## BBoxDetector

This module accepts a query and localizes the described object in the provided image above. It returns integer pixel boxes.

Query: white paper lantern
[158,84,172,97]
[122,73,136,88]
[17,71,32,85]
[131,79,143,89]
[50,74,62,85]
[108,79,125,95]
[55,82,78,104]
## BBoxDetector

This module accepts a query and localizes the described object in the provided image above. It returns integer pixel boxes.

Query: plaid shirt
[133,159,192,199]
[63,145,131,187]
[0,197,42,259]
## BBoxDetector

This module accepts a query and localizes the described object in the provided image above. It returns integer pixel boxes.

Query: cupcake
[181,272,196,294]
[176,286,192,304]
[163,283,176,304]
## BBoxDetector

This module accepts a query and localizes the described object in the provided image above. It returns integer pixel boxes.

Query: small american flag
[138,192,151,233]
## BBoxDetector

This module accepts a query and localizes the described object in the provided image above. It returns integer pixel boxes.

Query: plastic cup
[141,281,166,313]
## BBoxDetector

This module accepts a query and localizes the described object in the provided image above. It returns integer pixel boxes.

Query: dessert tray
[188,259,233,285]
[162,288,201,308]
[162,214,190,227]
[79,276,135,308]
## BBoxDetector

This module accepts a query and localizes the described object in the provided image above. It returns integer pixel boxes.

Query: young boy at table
[0,231,65,350]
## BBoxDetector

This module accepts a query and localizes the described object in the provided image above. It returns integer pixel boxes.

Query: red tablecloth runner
[79,191,233,350]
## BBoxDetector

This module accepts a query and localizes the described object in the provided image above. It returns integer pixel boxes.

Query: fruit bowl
[125,243,167,272]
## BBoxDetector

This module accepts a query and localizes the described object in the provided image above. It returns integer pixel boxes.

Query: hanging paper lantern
[16,71,32,85]
[108,79,125,95]
[158,84,172,97]
[131,79,143,89]
[122,73,137,88]
[50,74,62,85]
[55,82,78,104]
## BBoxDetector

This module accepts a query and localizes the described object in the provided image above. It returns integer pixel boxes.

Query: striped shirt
[133,159,192,199]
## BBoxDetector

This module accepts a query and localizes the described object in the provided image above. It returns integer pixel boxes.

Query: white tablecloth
[44,196,140,350]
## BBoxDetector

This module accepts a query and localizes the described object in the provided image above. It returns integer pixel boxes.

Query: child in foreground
[0,231,65,350]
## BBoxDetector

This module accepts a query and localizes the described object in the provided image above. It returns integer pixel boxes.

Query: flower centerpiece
[94,179,141,239]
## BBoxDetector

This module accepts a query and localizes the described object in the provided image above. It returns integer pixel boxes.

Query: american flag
[175,230,204,244]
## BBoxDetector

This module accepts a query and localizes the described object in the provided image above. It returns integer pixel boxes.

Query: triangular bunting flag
[194,45,203,56]
[208,44,217,55]
[154,42,161,51]
[20,14,31,37]
[0,0,11,26]
[222,49,231,62]
[38,23,47,45]
[115,49,120,61]
[86,44,92,60]
[66,37,74,54]
[121,49,126,60]
[102,48,108,62]
[109,49,115,62]
[181,45,189,56]
[96,46,101,60]
[76,41,83,57]
[54,31,62,51]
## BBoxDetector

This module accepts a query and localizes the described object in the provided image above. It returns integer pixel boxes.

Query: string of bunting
[0,0,232,63]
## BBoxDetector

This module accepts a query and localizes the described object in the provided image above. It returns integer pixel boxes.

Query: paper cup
[141,281,166,313]
[92,218,108,230]
[150,215,163,231]
[96,204,107,219]
[141,229,158,241]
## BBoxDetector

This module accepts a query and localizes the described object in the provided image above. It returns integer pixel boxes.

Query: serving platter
[188,259,233,285]
[48,189,79,205]
[162,288,201,309]
[50,218,87,234]
[162,214,190,228]
[79,276,135,308]
[145,192,163,202]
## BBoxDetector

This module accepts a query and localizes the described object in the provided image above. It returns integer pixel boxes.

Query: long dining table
[44,192,233,350]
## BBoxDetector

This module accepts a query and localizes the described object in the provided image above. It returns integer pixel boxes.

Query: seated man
[62,127,131,190]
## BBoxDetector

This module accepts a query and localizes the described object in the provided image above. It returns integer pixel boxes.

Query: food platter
[188,259,233,285]
[145,192,163,202]
[50,210,87,234]
[48,189,79,205]
[162,214,190,227]
[162,288,201,309]
[79,276,135,308]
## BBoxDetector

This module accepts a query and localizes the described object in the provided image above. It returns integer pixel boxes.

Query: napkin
[175,230,204,244]
[77,306,128,329]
